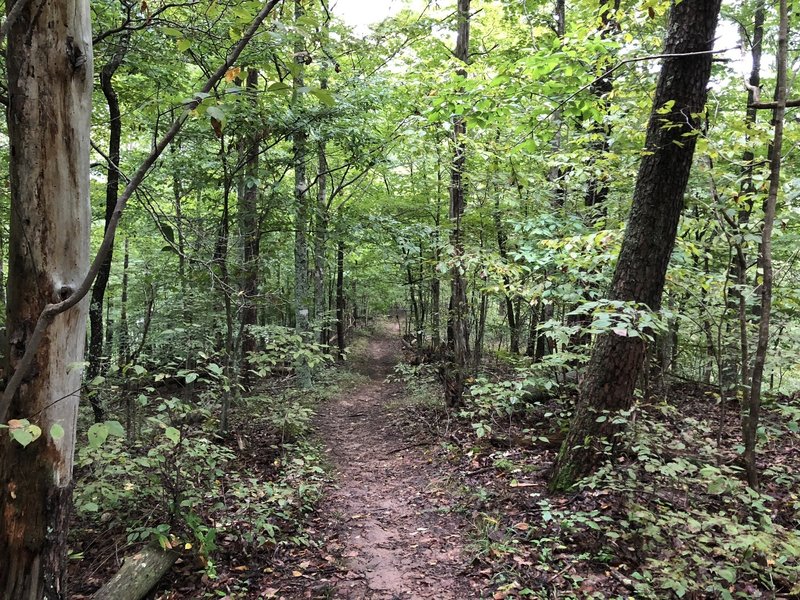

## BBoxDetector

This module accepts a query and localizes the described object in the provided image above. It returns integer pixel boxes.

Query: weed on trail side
[390,357,800,600]
[68,364,366,599]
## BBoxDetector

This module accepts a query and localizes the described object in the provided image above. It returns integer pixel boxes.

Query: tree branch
[0,0,31,41]
[749,98,800,109]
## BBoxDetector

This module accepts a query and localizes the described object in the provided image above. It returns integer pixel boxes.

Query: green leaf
[206,106,225,123]
[105,420,125,438]
[268,82,291,92]
[177,39,192,52]
[165,427,181,444]
[185,372,198,384]
[311,88,335,106]
[81,501,100,513]
[11,427,33,447]
[88,423,109,448]
[707,477,727,495]
[716,566,737,584]
[50,423,65,440]
[207,363,224,377]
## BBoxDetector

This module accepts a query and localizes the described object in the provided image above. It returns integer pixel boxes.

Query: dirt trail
[315,324,483,599]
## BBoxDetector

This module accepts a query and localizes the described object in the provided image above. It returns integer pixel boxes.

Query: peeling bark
[0,0,93,596]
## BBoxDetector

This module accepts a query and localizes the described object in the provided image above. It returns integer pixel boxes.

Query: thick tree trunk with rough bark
[550,0,721,490]
[0,0,93,597]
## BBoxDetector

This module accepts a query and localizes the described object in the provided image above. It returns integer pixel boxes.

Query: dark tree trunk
[584,0,620,217]
[444,0,471,408]
[336,238,346,360]
[550,0,721,490]
[87,33,130,421]
[119,238,130,368]
[494,197,518,353]
[239,69,261,373]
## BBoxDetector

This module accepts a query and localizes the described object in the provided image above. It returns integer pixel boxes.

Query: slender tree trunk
[732,1,764,393]
[239,69,260,374]
[0,0,93,596]
[87,33,130,423]
[336,238,346,360]
[743,0,787,490]
[119,238,130,368]
[314,133,329,345]
[584,0,619,216]
[444,0,471,408]
[431,158,443,351]
[548,0,569,208]
[550,0,721,490]
[219,182,238,435]
[494,197,519,353]
[293,0,312,387]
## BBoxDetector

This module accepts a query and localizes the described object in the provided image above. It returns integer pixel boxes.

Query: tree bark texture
[444,0,471,408]
[0,0,93,597]
[239,69,261,369]
[91,545,177,600]
[550,0,721,490]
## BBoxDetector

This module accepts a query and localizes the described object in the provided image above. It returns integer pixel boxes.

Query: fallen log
[92,544,178,600]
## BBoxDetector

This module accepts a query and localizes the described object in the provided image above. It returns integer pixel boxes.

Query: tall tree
[87,31,130,418]
[550,0,722,490]
[239,68,261,372]
[444,0,471,407]
[743,0,788,490]
[293,0,313,387]
[0,0,93,596]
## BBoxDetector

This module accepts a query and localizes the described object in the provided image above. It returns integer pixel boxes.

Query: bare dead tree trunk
[0,0,92,595]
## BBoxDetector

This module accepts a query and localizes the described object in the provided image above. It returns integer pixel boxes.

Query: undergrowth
[393,357,800,599]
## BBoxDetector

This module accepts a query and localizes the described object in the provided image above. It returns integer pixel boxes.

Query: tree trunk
[743,0,787,490]
[92,545,177,600]
[494,196,519,353]
[444,0,471,408]
[87,32,130,423]
[314,134,329,345]
[293,0,312,388]
[119,238,130,368]
[239,69,261,374]
[550,0,721,490]
[584,0,619,217]
[0,0,93,596]
[336,238,346,360]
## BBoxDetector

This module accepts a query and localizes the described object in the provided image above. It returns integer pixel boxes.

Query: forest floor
[69,322,800,599]
[263,322,488,598]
